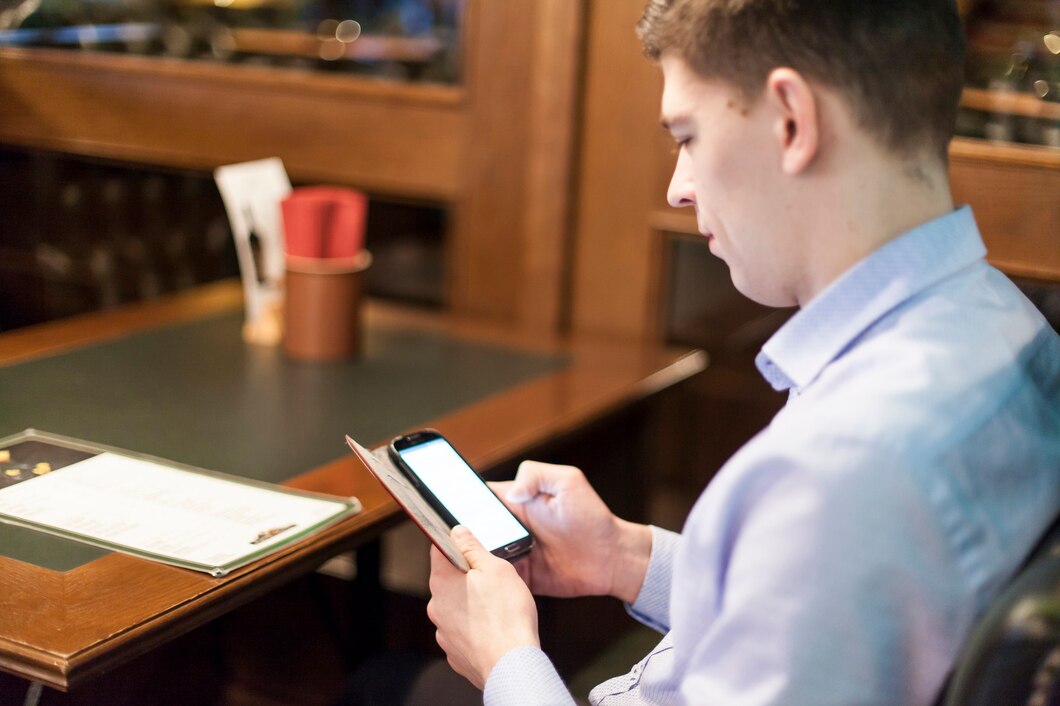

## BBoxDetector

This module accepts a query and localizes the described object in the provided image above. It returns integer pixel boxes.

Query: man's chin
[730,273,794,309]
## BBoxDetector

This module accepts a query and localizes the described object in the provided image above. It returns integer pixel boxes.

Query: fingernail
[452,525,470,539]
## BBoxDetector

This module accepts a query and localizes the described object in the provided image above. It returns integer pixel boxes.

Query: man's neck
[792,152,954,307]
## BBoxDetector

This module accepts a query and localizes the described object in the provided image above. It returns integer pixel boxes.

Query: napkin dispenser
[281,186,371,361]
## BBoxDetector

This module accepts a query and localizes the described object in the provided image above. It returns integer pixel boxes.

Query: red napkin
[281,186,368,258]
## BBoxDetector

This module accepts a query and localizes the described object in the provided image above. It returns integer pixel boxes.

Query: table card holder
[214,157,291,345]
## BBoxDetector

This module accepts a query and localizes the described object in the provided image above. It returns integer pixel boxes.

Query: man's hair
[638,0,966,161]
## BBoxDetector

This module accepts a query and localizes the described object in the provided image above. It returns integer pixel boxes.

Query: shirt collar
[755,206,986,392]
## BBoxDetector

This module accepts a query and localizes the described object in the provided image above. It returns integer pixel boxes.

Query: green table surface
[0,311,565,570]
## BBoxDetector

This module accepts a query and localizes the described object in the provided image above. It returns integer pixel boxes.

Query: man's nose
[667,149,695,208]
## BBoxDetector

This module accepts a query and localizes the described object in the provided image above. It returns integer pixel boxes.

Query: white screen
[397,438,529,552]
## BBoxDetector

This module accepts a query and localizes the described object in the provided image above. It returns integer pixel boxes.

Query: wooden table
[0,281,705,692]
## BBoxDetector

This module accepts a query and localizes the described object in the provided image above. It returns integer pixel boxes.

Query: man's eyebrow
[660,115,690,131]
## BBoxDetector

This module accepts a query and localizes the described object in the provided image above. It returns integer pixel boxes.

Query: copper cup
[283,251,372,361]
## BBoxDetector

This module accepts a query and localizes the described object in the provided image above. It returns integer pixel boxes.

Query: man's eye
[671,138,692,155]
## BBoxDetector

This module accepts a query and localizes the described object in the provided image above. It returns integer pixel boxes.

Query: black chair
[942,516,1060,706]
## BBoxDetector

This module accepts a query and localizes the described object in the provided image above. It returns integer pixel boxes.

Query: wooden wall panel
[447,0,535,322]
[949,138,1060,282]
[570,0,668,340]
[449,0,584,330]
[2,10,1056,342]
[0,48,464,201]
[0,1,587,332]
[519,0,584,333]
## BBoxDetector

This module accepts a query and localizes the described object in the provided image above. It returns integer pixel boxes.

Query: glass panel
[0,145,446,331]
[0,146,239,330]
[0,0,463,84]
[663,233,792,354]
[959,0,1060,148]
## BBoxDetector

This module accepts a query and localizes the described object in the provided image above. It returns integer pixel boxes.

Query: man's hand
[491,460,652,604]
[427,526,540,690]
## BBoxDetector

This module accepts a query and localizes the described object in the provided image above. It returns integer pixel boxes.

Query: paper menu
[345,435,469,572]
[0,430,360,577]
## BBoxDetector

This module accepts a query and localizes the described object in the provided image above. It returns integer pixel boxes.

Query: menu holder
[0,429,361,577]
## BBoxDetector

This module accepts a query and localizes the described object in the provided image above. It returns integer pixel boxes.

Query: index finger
[429,543,457,575]
[488,480,516,507]
[487,480,529,521]
[487,480,513,495]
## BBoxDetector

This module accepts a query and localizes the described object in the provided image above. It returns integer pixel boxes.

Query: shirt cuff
[626,525,680,633]
[484,646,577,706]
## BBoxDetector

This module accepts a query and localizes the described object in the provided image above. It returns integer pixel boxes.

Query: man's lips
[703,232,718,254]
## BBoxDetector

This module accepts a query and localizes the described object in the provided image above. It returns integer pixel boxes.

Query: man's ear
[765,68,819,175]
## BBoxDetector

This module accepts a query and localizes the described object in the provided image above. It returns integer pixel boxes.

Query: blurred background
[0,0,1055,334]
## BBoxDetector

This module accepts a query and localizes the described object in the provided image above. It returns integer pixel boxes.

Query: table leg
[23,681,42,706]
[349,539,385,665]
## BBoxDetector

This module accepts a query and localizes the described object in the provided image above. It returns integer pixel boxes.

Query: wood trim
[961,87,1060,122]
[518,0,585,334]
[0,47,465,200]
[448,0,585,331]
[950,136,1060,170]
[649,209,699,237]
[950,141,1060,282]
[227,28,447,64]
[570,0,666,340]
[0,47,464,104]
[645,223,674,343]
[447,0,534,322]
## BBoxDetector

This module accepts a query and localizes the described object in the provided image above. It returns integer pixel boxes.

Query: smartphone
[388,430,533,561]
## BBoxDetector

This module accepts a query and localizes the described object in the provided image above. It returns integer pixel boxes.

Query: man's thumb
[451,525,490,569]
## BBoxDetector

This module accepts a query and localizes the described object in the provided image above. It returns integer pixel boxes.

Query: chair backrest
[942,516,1060,706]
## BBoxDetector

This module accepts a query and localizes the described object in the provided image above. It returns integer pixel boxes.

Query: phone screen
[394,437,530,555]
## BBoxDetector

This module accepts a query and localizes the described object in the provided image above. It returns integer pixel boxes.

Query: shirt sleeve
[484,646,577,706]
[626,525,680,633]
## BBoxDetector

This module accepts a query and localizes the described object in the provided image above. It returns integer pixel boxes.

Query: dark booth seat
[942,516,1060,706]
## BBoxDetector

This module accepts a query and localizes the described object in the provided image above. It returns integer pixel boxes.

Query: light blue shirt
[484,207,1060,706]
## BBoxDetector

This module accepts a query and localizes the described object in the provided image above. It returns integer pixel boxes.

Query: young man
[427,1,1060,704]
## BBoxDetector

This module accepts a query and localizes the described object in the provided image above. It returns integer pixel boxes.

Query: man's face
[660,54,798,308]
